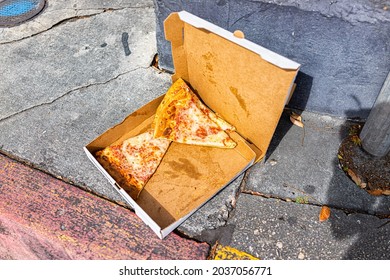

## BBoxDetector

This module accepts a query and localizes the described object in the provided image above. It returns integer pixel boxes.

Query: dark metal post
[360,72,390,157]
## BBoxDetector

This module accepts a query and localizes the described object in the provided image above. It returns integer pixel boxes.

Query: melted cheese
[153,78,236,148]
[121,130,171,182]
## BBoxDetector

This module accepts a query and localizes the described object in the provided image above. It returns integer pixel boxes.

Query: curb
[0,153,209,260]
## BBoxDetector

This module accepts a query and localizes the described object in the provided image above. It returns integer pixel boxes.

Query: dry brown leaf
[290,115,304,128]
[382,190,390,195]
[367,189,384,196]
[319,206,331,222]
[347,169,362,186]
[291,112,302,121]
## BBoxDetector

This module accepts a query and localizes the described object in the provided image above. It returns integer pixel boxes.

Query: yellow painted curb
[209,244,259,260]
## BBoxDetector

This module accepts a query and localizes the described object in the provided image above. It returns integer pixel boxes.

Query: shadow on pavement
[265,71,313,162]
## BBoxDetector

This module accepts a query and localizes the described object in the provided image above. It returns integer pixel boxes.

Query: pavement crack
[377,220,390,229]
[242,188,326,208]
[0,67,147,123]
[0,5,152,45]
[241,189,390,219]
[0,12,102,45]
[232,171,249,209]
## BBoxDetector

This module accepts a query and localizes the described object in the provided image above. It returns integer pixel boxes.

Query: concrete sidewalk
[1,0,389,260]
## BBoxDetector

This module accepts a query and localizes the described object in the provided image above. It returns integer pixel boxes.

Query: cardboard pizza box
[84,11,300,239]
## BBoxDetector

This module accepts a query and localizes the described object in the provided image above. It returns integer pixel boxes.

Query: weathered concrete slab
[0,68,171,203]
[153,0,390,118]
[227,194,390,260]
[0,0,153,43]
[0,5,157,120]
[0,1,166,203]
[0,154,210,260]
[245,110,390,215]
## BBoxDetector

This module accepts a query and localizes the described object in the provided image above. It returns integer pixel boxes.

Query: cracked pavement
[0,0,153,43]
[0,0,170,202]
[1,2,157,121]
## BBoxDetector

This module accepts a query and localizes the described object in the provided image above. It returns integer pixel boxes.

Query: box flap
[164,11,300,161]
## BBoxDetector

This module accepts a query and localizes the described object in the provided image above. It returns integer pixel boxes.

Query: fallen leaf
[290,115,304,128]
[347,169,362,186]
[382,190,390,195]
[291,111,302,121]
[360,182,367,189]
[367,189,384,196]
[319,206,331,222]
[337,154,343,160]
[152,54,159,68]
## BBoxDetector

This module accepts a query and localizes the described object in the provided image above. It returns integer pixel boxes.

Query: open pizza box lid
[84,11,300,239]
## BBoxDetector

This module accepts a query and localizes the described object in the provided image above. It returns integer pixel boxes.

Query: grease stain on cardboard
[166,158,202,180]
[229,86,249,116]
[202,52,217,85]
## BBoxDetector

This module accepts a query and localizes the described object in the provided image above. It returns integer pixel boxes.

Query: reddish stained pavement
[0,153,210,260]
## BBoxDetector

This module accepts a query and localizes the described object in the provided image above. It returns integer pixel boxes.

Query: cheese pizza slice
[195,94,236,132]
[95,129,171,200]
[153,78,236,148]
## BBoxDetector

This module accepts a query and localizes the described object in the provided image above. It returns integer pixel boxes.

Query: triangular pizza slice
[152,78,236,149]
[95,129,171,199]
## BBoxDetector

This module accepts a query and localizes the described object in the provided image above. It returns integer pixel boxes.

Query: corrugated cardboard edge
[177,11,300,70]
